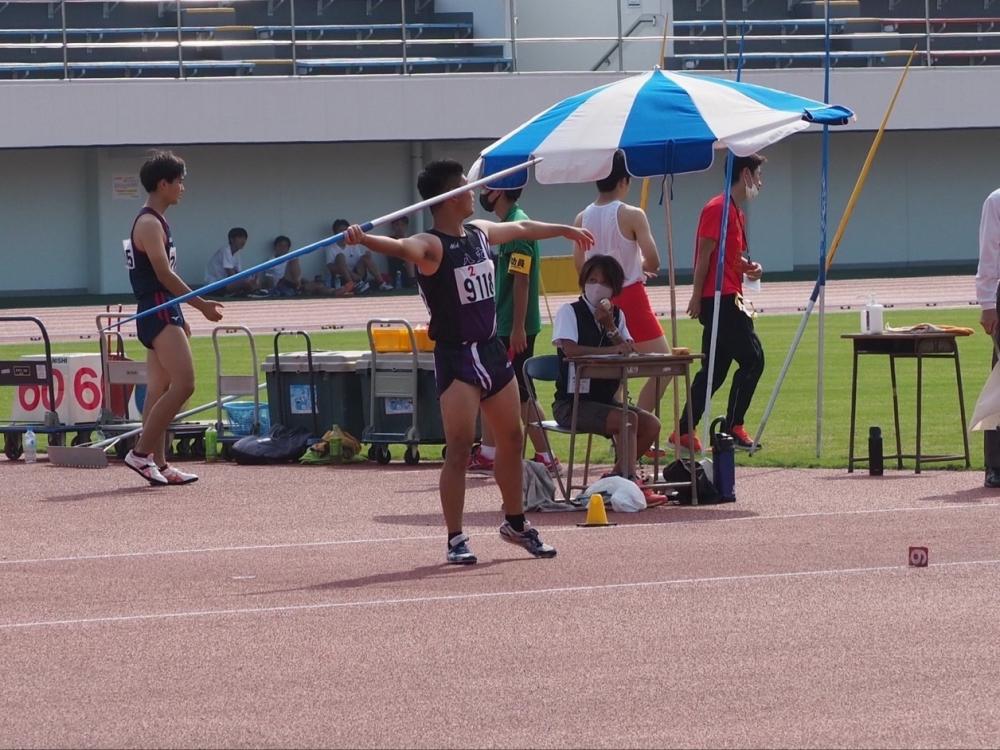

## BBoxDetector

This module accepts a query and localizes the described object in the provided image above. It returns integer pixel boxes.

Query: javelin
[108,157,542,331]
[825,46,918,271]
[750,47,917,453]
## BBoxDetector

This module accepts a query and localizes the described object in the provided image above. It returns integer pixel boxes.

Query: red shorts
[612,281,663,343]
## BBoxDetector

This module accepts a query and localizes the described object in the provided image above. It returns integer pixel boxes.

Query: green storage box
[262,350,368,437]
[356,351,444,445]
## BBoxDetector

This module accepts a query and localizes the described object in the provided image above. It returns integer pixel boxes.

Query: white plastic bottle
[861,295,884,334]
[24,428,37,464]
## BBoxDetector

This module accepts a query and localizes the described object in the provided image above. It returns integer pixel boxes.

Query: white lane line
[0,533,444,566]
[2,501,997,568]
[3,558,999,631]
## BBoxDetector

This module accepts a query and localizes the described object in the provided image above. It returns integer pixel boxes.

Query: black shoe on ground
[446,533,478,564]
[985,469,1000,488]
[499,521,557,558]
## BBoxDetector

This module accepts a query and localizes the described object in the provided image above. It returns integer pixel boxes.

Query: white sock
[479,445,496,460]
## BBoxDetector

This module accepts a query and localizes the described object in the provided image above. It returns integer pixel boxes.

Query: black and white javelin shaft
[108,157,541,331]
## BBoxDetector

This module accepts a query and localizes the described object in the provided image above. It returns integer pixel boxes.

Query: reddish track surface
[2,458,999,747]
[0,275,979,343]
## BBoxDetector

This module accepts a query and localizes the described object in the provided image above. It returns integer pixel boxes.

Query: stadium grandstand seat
[0,0,510,79]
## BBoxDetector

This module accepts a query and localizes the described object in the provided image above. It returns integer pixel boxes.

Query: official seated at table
[551,255,663,503]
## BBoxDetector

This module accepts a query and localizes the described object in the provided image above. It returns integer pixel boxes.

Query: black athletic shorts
[136,291,186,350]
[433,336,514,400]
[499,333,537,403]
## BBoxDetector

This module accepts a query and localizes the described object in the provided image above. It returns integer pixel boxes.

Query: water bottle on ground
[395,270,402,289]
[24,428,37,463]
[204,425,218,462]
[868,426,884,476]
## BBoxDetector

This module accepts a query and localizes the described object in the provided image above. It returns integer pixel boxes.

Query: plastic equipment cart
[212,325,265,457]
[265,331,322,439]
[358,319,449,466]
[0,316,97,459]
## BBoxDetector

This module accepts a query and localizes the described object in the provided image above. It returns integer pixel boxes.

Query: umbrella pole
[700,29,747,451]
[663,179,682,460]
[816,0,832,458]
[700,159,736,451]
[751,49,916,453]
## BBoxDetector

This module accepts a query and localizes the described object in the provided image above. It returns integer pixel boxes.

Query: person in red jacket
[674,153,766,451]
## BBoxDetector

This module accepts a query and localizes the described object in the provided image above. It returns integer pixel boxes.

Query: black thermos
[868,426,884,476]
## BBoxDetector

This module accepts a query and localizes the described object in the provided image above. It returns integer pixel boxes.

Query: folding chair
[522,354,603,502]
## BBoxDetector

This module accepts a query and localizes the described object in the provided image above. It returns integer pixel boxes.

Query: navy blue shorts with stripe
[433,337,514,400]
[136,292,186,350]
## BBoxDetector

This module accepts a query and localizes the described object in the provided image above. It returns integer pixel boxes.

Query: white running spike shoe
[124,450,168,486]
[160,465,199,485]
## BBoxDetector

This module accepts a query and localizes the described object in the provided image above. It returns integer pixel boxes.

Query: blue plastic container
[223,402,270,436]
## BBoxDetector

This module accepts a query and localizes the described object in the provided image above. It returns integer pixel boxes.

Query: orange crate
[371,327,409,353]
[372,325,435,353]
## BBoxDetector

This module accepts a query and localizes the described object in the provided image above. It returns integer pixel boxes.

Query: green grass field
[1,308,989,469]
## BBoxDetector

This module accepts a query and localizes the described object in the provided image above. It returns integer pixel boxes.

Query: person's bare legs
[333,254,359,285]
[634,333,672,412]
[139,347,170,467]
[358,255,384,285]
[635,409,661,469]
[438,379,481,533]
[134,326,195,464]
[604,407,639,476]
[478,379,524,517]
[522,399,549,455]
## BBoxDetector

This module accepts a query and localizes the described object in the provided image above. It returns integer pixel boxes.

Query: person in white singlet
[573,151,671,439]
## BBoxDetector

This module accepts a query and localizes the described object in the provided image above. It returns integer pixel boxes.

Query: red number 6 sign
[17,368,65,412]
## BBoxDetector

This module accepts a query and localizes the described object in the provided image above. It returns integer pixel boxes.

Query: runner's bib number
[123,239,176,270]
[454,260,495,305]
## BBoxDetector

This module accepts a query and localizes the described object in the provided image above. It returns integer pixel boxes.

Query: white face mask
[745,177,760,201]
[584,282,614,307]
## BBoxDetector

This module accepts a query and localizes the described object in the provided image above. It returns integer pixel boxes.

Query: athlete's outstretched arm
[134,217,223,321]
[472,219,594,252]
[346,225,441,275]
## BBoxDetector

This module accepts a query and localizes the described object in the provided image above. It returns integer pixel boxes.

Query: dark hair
[274,235,291,247]
[139,151,185,193]
[332,219,350,231]
[579,254,626,297]
[501,188,522,202]
[417,160,465,210]
[595,151,630,193]
[730,153,767,184]
[228,227,248,241]
[391,215,410,225]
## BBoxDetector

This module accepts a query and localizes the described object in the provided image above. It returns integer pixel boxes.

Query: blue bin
[223,402,270,436]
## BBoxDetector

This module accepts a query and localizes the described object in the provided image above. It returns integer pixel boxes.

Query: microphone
[599,299,621,340]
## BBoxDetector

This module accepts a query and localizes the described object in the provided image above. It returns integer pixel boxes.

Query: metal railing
[0,0,997,80]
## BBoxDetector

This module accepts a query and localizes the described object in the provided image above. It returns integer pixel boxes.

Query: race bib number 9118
[454,260,495,305]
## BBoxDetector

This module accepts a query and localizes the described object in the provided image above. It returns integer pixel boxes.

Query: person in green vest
[468,187,559,475]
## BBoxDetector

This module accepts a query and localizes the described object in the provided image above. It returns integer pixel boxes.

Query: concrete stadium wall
[0,127,995,296]
[2,67,999,150]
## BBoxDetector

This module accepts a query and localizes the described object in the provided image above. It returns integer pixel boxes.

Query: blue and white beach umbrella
[470,69,854,187]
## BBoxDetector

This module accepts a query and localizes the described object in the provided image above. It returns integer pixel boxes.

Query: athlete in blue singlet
[346,159,594,564]
[122,151,224,487]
